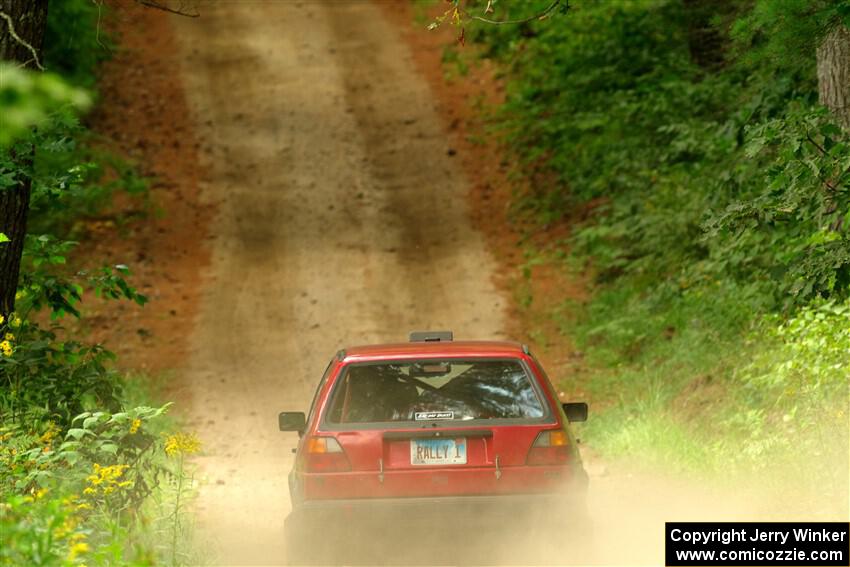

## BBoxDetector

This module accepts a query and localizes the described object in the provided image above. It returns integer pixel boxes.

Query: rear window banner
[414,411,454,421]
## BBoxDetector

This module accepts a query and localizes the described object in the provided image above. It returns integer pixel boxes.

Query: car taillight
[301,436,351,472]
[526,429,570,465]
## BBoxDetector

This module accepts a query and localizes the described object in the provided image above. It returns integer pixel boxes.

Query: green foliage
[43,0,111,88]
[18,234,147,319]
[0,228,147,426]
[731,0,850,73]
[0,231,147,434]
[5,108,150,236]
[0,65,89,148]
[0,316,122,426]
[0,491,83,566]
[705,106,850,301]
[1,84,149,324]
[734,300,849,423]
[0,405,169,496]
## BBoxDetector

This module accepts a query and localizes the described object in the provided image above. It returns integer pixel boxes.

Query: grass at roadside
[555,265,849,514]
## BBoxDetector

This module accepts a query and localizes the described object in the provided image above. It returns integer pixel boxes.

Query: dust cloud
[296,449,848,565]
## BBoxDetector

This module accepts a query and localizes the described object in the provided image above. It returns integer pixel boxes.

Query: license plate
[410,437,467,466]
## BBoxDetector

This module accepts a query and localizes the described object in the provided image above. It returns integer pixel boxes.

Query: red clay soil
[75,2,211,378]
[379,2,591,400]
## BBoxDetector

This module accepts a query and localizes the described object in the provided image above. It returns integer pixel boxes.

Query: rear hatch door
[306,358,568,499]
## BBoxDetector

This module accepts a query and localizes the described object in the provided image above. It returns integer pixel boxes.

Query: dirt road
[171,3,506,563]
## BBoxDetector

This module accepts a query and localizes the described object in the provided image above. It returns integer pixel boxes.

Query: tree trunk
[817,24,850,131]
[0,0,47,318]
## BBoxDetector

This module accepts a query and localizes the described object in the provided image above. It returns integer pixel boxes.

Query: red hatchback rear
[279,332,589,564]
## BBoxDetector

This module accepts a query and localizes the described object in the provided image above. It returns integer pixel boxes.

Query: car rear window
[324,359,546,424]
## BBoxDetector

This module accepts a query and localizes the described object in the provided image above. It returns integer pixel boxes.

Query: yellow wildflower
[67,541,90,561]
[53,516,78,540]
[83,463,130,498]
[0,314,4,324]
[75,502,92,511]
[10,315,21,328]
[129,418,141,434]
[0,340,12,357]
[40,422,60,445]
[164,432,201,457]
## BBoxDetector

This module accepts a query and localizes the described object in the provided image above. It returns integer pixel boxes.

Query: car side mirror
[279,411,306,433]
[562,402,588,422]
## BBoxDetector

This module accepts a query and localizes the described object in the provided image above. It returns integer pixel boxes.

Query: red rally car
[278,332,589,564]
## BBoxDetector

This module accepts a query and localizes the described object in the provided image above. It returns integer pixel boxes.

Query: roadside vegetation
[439,0,849,499]
[1,2,198,564]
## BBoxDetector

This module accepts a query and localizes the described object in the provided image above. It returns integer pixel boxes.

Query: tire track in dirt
[170,2,507,564]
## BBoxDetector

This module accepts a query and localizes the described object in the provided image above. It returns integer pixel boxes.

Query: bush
[0,404,201,566]
[732,300,850,438]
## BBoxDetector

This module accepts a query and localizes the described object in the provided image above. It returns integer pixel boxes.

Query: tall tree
[817,23,850,131]
[0,0,48,318]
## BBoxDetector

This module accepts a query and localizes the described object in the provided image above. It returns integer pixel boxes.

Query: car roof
[341,340,527,363]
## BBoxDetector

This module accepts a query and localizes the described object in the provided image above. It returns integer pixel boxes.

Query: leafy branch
[428,0,568,43]
[134,0,199,18]
[468,0,564,25]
